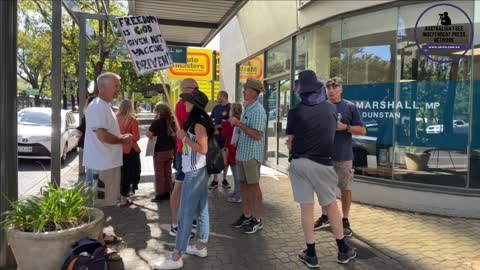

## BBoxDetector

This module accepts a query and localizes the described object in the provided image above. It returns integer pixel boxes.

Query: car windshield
[18,111,51,126]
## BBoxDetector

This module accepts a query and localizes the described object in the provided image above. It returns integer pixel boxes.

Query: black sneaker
[169,225,194,239]
[231,214,253,228]
[298,249,319,268]
[209,180,219,190]
[343,219,353,237]
[314,215,330,231]
[337,246,357,264]
[221,179,231,189]
[243,218,263,234]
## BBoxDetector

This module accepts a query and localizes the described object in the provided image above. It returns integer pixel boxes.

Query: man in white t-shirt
[84,72,132,207]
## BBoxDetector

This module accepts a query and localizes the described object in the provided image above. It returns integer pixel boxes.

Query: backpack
[206,133,224,175]
[61,238,108,270]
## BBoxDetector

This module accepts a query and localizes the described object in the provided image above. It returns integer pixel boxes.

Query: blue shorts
[175,152,185,181]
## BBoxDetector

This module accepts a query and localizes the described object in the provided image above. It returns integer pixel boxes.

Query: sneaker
[337,246,357,264]
[169,225,194,239]
[208,180,219,189]
[227,196,242,203]
[152,255,183,269]
[231,214,253,228]
[221,179,231,189]
[298,249,319,268]
[343,219,353,237]
[243,218,263,234]
[314,215,330,231]
[186,245,207,258]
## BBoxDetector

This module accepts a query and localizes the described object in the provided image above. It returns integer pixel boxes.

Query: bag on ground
[61,238,108,270]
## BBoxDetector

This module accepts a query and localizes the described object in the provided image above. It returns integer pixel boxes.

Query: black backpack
[206,134,224,175]
[61,238,108,270]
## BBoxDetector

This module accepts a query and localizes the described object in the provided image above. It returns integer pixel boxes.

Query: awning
[128,0,246,47]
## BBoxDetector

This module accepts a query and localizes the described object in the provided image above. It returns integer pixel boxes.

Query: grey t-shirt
[333,99,364,161]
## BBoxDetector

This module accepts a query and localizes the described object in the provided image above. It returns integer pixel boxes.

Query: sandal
[103,234,123,244]
[105,247,122,261]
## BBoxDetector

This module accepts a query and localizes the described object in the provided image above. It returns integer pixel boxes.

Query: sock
[321,214,328,220]
[172,223,178,228]
[342,217,349,222]
[306,243,316,257]
[244,213,251,218]
[336,238,349,253]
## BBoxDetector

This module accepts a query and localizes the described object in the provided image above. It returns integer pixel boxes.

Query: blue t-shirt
[211,103,231,125]
[333,99,364,161]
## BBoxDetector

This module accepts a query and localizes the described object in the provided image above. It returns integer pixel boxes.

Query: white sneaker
[151,256,183,270]
[186,245,208,258]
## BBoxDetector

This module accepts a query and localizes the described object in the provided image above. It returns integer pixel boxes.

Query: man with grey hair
[84,72,133,208]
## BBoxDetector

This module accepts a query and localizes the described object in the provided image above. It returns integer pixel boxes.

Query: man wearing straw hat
[230,78,267,235]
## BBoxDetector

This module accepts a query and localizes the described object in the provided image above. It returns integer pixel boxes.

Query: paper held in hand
[117,15,173,75]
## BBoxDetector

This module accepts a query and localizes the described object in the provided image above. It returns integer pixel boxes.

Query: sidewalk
[63,136,480,270]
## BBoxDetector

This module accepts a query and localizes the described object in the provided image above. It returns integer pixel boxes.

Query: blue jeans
[175,167,209,253]
[229,164,240,199]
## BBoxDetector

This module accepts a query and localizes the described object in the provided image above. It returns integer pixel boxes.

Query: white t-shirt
[83,97,122,170]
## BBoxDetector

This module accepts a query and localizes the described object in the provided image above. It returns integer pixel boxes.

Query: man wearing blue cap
[286,70,356,268]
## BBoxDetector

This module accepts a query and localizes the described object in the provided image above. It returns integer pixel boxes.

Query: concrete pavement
[60,136,480,270]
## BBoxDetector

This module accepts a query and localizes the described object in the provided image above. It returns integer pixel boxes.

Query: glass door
[264,77,291,171]
[265,81,278,166]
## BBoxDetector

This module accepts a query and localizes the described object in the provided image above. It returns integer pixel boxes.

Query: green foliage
[1,184,92,233]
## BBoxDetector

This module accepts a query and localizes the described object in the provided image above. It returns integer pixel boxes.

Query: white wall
[220,0,395,99]
[353,180,480,218]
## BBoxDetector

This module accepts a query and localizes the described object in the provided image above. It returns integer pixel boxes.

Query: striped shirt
[236,100,267,162]
[182,124,207,173]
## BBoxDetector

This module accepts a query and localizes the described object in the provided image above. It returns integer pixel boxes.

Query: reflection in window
[267,41,291,78]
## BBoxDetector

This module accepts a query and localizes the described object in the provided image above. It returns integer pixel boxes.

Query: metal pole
[78,13,86,176]
[51,0,62,186]
[0,0,18,268]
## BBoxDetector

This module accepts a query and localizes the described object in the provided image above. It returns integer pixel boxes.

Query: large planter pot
[405,152,431,171]
[8,208,104,270]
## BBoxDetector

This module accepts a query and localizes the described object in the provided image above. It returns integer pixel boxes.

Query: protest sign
[117,15,173,75]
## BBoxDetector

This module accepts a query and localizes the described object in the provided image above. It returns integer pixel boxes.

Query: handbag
[146,136,156,156]
[206,135,225,174]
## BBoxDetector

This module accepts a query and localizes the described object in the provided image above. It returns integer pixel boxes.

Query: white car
[17,107,79,162]
[426,120,469,134]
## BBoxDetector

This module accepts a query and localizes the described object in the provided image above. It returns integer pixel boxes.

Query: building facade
[219,0,480,218]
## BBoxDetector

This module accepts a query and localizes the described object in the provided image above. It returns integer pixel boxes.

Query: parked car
[17,107,79,162]
[426,120,469,134]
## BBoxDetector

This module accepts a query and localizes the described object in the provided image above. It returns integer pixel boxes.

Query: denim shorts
[175,152,185,181]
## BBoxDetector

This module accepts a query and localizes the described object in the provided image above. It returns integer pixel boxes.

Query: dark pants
[121,149,141,197]
[154,150,174,195]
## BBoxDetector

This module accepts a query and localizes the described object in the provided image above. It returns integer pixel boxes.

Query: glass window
[340,8,397,180]
[469,1,480,188]
[395,1,474,188]
[266,41,291,78]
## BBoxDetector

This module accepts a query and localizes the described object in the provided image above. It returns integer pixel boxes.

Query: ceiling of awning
[128,0,246,47]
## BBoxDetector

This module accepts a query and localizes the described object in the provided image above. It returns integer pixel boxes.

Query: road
[18,150,80,198]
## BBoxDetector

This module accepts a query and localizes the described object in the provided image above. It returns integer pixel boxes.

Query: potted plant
[1,184,104,270]
[404,145,431,171]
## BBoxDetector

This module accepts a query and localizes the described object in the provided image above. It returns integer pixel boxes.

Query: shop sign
[215,51,220,78]
[168,48,212,80]
[117,15,173,75]
[239,54,264,81]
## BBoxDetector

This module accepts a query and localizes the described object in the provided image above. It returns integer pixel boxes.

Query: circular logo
[414,3,474,63]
